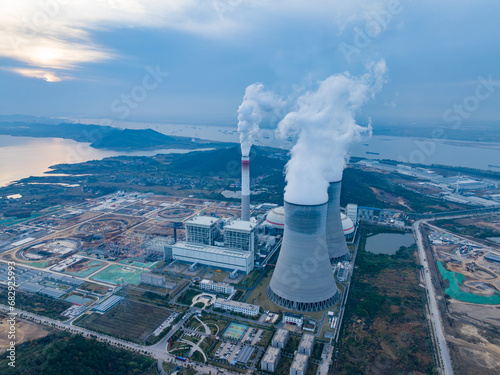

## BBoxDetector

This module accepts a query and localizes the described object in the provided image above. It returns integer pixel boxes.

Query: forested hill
[0,121,224,150]
[167,145,288,177]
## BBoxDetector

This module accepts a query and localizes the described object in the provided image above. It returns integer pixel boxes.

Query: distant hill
[0,121,225,150]
[167,145,287,177]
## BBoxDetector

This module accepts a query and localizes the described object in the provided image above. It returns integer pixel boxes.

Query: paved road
[413,220,454,375]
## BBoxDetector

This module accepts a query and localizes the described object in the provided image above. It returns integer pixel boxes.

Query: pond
[365,232,415,255]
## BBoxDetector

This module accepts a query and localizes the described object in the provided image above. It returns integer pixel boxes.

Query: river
[1,122,499,187]
[0,135,209,187]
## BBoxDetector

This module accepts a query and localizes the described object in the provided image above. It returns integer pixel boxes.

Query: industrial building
[223,220,256,252]
[199,279,234,294]
[298,334,315,356]
[346,203,358,225]
[261,346,281,372]
[214,298,259,316]
[485,253,500,264]
[267,201,340,312]
[140,272,166,287]
[172,242,254,274]
[290,352,308,375]
[185,216,220,245]
[271,328,289,349]
[93,296,123,313]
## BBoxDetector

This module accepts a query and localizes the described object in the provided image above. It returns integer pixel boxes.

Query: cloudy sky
[0,0,499,127]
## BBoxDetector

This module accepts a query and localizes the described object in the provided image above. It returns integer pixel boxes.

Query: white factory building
[171,242,254,274]
[214,298,259,316]
[171,215,256,274]
[199,279,235,294]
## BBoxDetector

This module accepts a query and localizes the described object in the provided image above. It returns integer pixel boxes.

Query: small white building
[199,279,234,295]
[214,298,259,317]
[283,312,304,327]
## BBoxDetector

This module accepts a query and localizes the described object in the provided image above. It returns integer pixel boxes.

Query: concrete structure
[346,203,358,225]
[140,272,166,287]
[185,216,219,246]
[172,242,254,274]
[485,253,500,264]
[341,213,355,240]
[267,201,340,312]
[241,156,250,221]
[214,298,259,316]
[290,352,308,375]
[283,312,304,327]
[271,328,289,349]
[93,296,123,313]
[199,279,234,294]
[266,206,285,232]
[298,334,315,356]
[326,181,350,262]
[261,346,281,372]
[223,220,256,253]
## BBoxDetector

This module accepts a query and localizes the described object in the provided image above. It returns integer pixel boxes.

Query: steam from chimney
[278,60,387,205]
[237,83,284,157]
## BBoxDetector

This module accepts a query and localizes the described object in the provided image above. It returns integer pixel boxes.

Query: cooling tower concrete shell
[267,201,340,312]
[326,181,351,262]
[241,156,250,221]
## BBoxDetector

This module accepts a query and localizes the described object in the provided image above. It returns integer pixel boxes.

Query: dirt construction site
[424,221,500,375]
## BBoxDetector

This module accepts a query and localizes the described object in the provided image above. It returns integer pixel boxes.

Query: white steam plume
[278,59,387,205]
[237,83,284,157]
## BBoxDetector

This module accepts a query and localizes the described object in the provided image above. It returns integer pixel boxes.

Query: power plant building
[171,242,254,274]
[223,220,256,253]
[185,216,220,246]
[271,328,289,349]
[261,346,281,372]
[346,204,358,225]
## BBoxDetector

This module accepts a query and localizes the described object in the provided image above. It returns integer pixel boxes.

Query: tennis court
[223,322,248,340]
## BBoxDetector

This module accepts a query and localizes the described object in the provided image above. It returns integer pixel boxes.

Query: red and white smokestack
[241,156,250,221]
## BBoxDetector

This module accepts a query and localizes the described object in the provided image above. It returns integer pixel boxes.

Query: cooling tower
[241,156,250,221]
[326,181,351,262]
[267,201,340,312]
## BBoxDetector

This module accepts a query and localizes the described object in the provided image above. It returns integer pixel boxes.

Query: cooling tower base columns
[331,252,351,263]
[266,285,339,312]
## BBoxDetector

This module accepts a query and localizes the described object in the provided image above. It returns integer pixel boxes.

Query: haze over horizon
[1,0,500,128]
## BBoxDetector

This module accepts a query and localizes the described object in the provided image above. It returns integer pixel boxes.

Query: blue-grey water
[365,233,415,255]
[1,124,499,187]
